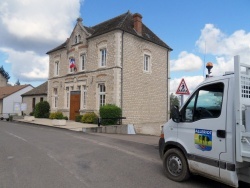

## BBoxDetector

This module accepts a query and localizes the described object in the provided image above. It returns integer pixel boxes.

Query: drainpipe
[167,50,170,120]
[121,30,124,123]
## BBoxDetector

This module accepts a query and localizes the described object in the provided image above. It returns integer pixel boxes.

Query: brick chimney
[133,13,143,35]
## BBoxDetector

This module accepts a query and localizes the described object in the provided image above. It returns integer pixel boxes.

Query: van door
[177,80,228,178]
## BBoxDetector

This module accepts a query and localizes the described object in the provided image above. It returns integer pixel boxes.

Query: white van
[159,55,250,187]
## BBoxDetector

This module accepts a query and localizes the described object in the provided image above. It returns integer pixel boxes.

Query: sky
[0,0,250,96]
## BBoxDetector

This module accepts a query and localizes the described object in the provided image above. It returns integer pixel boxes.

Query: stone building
[22,81,48,115]
[47,11,172,135]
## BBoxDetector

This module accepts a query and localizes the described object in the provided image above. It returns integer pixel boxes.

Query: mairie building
[46,11,172,135]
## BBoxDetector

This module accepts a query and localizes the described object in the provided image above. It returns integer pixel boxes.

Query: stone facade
[47,12,172,135]
[22,96,47,115]
[21,81,48,115]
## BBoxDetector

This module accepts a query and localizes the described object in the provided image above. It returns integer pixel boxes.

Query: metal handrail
[97,117,126,127]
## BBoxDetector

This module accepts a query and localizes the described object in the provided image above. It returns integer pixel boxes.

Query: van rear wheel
[163,148,190,182]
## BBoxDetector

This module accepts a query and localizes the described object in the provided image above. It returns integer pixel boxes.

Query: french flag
[70,58,76,68]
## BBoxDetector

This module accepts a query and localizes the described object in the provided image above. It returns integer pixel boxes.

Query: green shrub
[49,112,64,120]
[75,115,83,122]
[63,116,68,120]
[49,112,56,119]
[99,104,122,125]
[81,112,98,124]
[34,101,50,118]
[55,112,64,119]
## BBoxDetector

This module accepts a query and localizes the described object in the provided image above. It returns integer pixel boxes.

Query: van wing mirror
[171,106,180,123]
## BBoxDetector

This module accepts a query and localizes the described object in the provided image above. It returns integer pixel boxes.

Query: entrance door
[70,91,80,120]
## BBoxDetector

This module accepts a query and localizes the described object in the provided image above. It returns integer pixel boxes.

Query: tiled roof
[47,11,172,54]
[21,81,48,97]
[88,11,171,49]
[46,39,69,54]
[0,85,32,100]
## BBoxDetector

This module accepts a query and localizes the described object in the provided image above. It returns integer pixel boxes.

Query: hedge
[99,104,122,125]
[34,101,50,118]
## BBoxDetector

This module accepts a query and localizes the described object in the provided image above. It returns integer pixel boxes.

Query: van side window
[181,83,224,122]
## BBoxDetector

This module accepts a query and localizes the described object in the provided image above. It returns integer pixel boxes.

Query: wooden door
[70,91,80,120]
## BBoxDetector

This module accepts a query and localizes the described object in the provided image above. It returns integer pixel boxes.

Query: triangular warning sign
[176,78,190,95]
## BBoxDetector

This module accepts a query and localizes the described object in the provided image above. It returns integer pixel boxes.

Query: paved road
[0,121,248,188]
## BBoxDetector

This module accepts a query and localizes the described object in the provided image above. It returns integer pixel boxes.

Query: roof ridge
[117,11,131,28]
[90,11,129,29]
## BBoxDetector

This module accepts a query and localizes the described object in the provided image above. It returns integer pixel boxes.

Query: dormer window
[74,35,81,44]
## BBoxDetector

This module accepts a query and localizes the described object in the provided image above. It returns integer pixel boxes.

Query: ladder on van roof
[234,55,250,162]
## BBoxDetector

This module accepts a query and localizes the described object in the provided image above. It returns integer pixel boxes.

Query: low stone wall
[52,119,66,126]
[82,123,165,135]
[24,116,35,122]
[83,124,136,134]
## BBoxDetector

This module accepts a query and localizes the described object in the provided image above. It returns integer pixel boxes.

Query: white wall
[3,86,33,115]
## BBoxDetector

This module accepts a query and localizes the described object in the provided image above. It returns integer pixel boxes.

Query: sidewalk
[14,118,160,146]
[15,118,98,131]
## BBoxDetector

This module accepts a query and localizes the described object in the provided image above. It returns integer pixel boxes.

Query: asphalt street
[0,121,248,188]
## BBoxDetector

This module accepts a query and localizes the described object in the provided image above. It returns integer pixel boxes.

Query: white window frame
[54,61,59,76]
[75,36,77,44]
[53,88,58,108]
[65,86,70,108]
[80,53,86,71]
[144,54,150,72]
[98,83,106,107]
[99,48,107,67]
[82,85,87,109]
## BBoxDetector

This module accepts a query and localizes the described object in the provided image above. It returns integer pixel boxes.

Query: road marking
[5,131,28,142]
[73,135,160,164]
[47,152,90,187]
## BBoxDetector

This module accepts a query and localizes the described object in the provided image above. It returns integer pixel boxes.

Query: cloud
[1,48,48,81]
[196,24,250,76]
[170,76,204,94]
[171,24,250,103]
[0,0,82,84]
[0,0,80,43]
[170,51,203,71]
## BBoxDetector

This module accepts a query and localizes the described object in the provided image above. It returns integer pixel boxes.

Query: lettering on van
[194,129,212,151]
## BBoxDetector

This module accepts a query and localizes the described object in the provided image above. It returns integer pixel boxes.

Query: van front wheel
[163,148,190,182]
